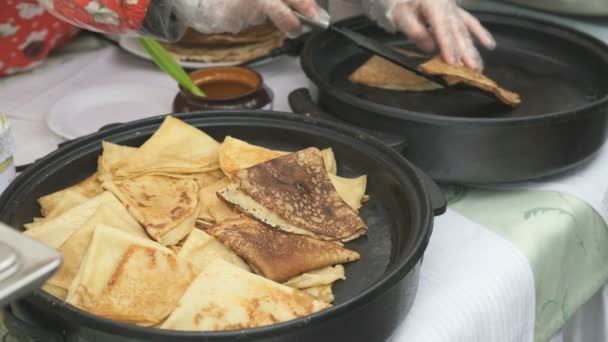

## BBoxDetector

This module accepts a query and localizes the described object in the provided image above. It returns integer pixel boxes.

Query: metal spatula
[294,11,448,87]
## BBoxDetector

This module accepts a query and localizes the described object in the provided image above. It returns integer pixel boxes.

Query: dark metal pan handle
[3,305,65,342]
[412,165,447,216]
[288,88,408,153]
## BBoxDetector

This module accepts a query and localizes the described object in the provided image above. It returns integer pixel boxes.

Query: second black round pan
[299,12,608,184]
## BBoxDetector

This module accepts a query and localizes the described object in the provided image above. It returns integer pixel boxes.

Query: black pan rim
[301,12,608,126]
[1,111,434,340]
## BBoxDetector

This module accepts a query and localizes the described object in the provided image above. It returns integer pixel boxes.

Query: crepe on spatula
[350,49,521,107]
[103,175,200,246]
[38,174,104,217]
[67,225,195,326]
[419,56,521,106]
[219,136,367,211]
[160,259,330,331]
[177,228,250,274]
[47,199,147,291]
[24,192,118,248]
[206,217,359,282]
[111,116,220,179]
[349,50,442,92]
[219,148,368,241]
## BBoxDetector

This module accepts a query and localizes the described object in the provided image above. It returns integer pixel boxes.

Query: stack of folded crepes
[23,115,371,331]
[161,21,286,64]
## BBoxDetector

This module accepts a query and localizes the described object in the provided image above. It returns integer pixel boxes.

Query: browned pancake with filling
[219,148,368,242]
[206,217,360,282]
[419,56,521,106]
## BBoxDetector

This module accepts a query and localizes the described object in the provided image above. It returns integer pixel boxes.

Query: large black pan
[298,12,608,184]
[0,111,445,342]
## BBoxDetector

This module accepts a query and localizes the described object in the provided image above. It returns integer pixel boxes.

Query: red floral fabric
[0,0,79,76]
[51,0,151,35]
[0,0,151,77]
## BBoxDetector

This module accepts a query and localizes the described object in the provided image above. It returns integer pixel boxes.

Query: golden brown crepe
[349,54,442,91]
[103,175,200,246]
[420,56,521,106]
[177,228,250,274]
[160,259,330,331]
[24,217,45,230]
[38,174,104,217]
[67,225,196,326]
[44,191,89,220]
[24,192,118,248]
[197,178,241,224]
[42,284,68,300]
[97,142,137,183]
[218,137,367,211]
[206,217,359,282]
[112,116,220,179]
[219,148,368,241]
[177,21,281,46]
[161,31,285,64]
[302,285,334,303]
[47,200,147,290]
[284,265,345,289]
[219,136,288,176]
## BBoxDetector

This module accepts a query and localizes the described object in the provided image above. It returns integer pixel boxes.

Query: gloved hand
[361,0,495,70]
[176,0,329,37]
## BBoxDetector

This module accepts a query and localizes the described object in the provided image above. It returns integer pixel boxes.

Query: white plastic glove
[176,0,328,37]
[361,0,495,70]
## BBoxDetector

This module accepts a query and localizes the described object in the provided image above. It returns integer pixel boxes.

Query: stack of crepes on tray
[23,116,370,331]
[160,21,286,64]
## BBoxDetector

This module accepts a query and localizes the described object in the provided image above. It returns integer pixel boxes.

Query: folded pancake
[349,52,442,91]
[284,265,345,304]
[219,137,367,211]
[67,225,196,326]
[24,217,45,230]
[197,178,240,224]
[177,228,249,274]
[419,56,521,106]
[38,174,104,217]
[219,136,289,176]
[160,259,330,331]
[189,170,225,188]
[24,192,118,248]
[206,217,359,282]
[47,200,147,290]
[42,284,67,300]
[44,191,89,220]
[97,142,137,183]
[219,148,368,241]
[302,285,334,303]
[103,174,200,245]
[284,265,345,289]
[112,116,220,179]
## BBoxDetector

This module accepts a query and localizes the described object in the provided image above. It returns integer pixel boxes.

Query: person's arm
[354,0,495,70]
[39,0,328,42]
